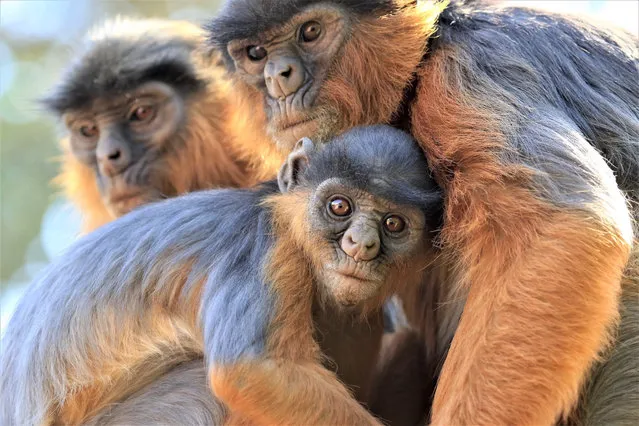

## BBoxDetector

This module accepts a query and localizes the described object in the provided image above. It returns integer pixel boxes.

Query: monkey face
[63,82,186,216]
[224,4,351,151]
[309,178,428,308]
[211,1,436,154]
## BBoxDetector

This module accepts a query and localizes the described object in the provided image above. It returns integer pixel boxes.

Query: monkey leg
[424,113,633,425]
[86,359,227,426]
[210,360,382,426]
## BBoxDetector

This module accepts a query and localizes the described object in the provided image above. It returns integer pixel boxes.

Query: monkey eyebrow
[266,32,296,46]
[273,9,344,43]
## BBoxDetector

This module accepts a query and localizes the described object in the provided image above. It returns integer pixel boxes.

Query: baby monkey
[0,125,441,425]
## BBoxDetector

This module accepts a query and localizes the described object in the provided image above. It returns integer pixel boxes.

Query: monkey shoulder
[427,2,639,192]
[195,182,284,364]
[433,3,637,84]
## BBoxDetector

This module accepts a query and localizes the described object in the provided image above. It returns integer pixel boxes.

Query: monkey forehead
[303,125,442,211]
[207,0,394,49]
[42,24,206,114]
[227,4,347,52]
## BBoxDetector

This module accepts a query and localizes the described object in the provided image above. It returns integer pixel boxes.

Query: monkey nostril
[108,150,121,161]
[365,241,377,250]
[280,67,292,79]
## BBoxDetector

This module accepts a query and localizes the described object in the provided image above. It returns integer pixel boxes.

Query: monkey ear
[277,137,316,193]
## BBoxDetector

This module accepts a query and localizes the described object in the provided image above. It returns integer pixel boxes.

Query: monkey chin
[271,119,320,152]
[321,270,384,310]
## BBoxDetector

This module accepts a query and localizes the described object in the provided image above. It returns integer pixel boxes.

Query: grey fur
[434,4,639,202]
[0,183,278,424]
[86,359,227,426]
[0,125,441,425]
[42,19,207,114]
[432,6,639,422]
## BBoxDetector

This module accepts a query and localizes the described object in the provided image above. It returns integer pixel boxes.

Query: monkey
[206,0,639,424]
[0,125,443,425]
[43,18,284,233]
[40,17,389,422]
[38,18,286,423]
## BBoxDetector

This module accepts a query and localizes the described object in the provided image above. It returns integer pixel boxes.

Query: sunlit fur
[50,19,283,233]
[209,0,639,424]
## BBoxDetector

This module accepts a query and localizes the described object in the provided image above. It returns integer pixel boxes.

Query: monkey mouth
[278,116,314,131]
[271,116,318,150]
[330,270,384,307]
[335,270,375,283]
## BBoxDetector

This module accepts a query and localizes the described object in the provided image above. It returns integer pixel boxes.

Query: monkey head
[277,125,442,310]
[43,19,233,218]
[208,0,442,151]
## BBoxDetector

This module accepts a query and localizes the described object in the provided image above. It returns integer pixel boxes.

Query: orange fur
[54,143,115,232]
[264,192,319,361]
[57,311,202,423]
[211,361,380,426]
[314,0,443,142]
[409,42,630,424]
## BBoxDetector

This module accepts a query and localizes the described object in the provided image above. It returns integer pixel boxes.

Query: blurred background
[0,0,638,333]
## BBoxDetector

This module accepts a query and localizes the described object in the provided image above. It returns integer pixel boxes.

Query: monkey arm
[210,360,381,425]
[574,254,639,425]
[420,109,633,425]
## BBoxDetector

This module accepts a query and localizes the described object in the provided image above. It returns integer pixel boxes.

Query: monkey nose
[341,228,380,261]
[97,138,132,177]
[265,56,305,99]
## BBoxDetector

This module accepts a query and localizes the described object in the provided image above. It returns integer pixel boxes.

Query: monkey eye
[384,215,406,233]
[300,21,322,43]
[129,105,155,122]
[79,124,99,138]
[246,45,267,61]
[327,196,352,217]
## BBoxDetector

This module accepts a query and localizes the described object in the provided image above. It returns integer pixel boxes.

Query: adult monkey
[207,0,639,424]
[44,18,283,232]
